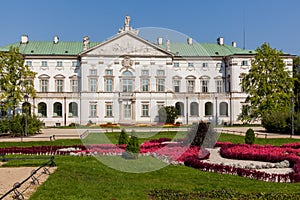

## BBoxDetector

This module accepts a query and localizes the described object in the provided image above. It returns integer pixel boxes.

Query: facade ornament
[120,56,134,72]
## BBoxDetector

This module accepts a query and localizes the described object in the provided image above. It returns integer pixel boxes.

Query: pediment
[80,32,173,57]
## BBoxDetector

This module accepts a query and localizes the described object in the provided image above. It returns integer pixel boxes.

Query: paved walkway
[0,126,299,142]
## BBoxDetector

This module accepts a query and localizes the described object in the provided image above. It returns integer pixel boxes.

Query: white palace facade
[0,16,294,126]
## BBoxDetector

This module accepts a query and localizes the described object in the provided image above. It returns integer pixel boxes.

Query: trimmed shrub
[118,128,129,145]
[124,131,140,159]
[245,128,255,145]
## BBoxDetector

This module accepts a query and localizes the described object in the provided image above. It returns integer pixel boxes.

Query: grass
[3,155,300,200]
[1,131,300,199]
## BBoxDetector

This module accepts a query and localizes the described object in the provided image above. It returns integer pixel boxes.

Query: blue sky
[1,0,300,55]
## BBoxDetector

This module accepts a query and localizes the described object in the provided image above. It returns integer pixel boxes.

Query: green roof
[0,40,254,57]
[160,43,255,57]
[0,41,100,55]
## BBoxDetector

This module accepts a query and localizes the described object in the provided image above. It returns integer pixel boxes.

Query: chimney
[232,41,237,47]
[157,37,163,45]
[166,38,170,52]
[21,35,28,44]
[187,37,193,45]
[83,36,90,51]
[217,37,224,45]
[54,36,59,44]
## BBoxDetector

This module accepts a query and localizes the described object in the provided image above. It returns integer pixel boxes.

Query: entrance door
[123,102,131,120]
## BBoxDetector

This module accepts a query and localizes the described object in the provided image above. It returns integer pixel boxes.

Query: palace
[0,16,294,126]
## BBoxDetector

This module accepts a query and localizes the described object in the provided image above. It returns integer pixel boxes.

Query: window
[188,63,194,67]
[141,79,149,92]
[72,61,78,67]
[90,104,97,117]
[241,60,249,66]
[216,80,223,93]
[190,102,199,116]
[57,61,63,67]
[41,61,48,67]
[205,102,213,116]
[220,102,228,116]
[106,104,113,117]
[69,102,78,117]
[56,80,64,92]
[71,80,78,92]
[89,78,97,92]
[105,69,113,75]
[141,70,149,76]
[53,102,62,117]
[157,79,165,92]
[89,69,97,76]
[38,102,47,117]
[157,70,165,76]
[41,80,48,92]
[173,62,179,68]
[105,78,113,92]
[202,63,208,68]
[122,79,133,92]
[173,80,180,93]
[187,80,195,93]
[202,80,208,93]
[175,102,184,116]
[26,61,32,67]
[142,104,149,117]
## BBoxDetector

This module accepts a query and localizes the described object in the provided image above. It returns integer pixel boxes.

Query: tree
[293,56,300,113]
[158,106,178,124]
[0,47,36,115]
[240,43,294,122]
[245,128,255,145]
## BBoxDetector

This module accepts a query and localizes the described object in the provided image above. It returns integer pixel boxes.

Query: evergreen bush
[118,128,129,145]
[124,130,140,159]
[245,128,255,145]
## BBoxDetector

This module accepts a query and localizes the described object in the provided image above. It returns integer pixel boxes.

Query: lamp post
[24,94,29,139]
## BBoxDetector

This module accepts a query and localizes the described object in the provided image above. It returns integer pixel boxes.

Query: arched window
[22,102,31,115]
[53,102,62,117]
[38,102,47,117]
[205,102,213,116]
[220,102,228,116]
[122,70,133,92]
[190,102,199,116]
[69,102,78,117]
[175,102,184,116]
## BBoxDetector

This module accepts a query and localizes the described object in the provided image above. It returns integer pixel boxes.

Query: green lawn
[2,155,299,200]
[1,132,300,199]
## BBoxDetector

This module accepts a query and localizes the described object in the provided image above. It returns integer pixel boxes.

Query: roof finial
[118,15,139,35]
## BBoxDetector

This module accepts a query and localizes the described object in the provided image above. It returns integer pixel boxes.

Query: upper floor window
[57,61,63,67]
[41,61,48,67]
[71,80,78,92]
[157,70,165,76]
[72,61,78,67]
[216,80,223,93]
[202,80,209,93]
[241,60,249,66]
[173,62,180,68]
[141,78,149,92]
[141,70,149,76]
[187,80,195,93]
[89,69,97,76]
[105,69,113,76]
[41,80,48,92]
[188,63,194,67]
[26,61,32,67]
[56,80,64,92]
[89,78,97,92]
[173,79,180,93]
[105,78,113,92]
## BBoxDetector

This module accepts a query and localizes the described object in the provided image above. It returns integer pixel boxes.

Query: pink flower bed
[184,142,300,183]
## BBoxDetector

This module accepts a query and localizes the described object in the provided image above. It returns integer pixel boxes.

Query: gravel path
[0,163,56,200]
[203,148,294,174]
